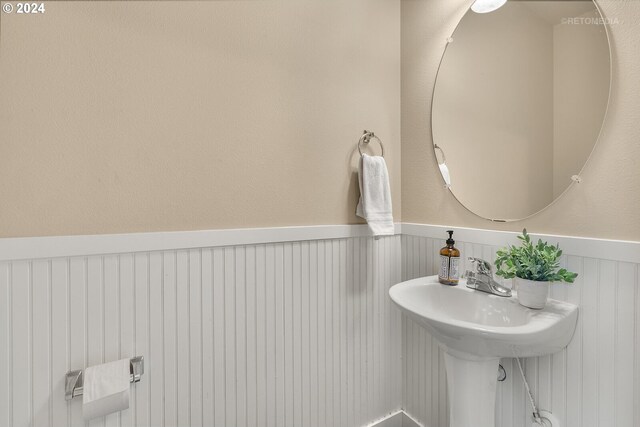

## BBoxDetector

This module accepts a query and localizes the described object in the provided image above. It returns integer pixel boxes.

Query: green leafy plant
[495,229,578,283]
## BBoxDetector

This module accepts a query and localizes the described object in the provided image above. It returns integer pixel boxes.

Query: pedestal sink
[389,275,578,427]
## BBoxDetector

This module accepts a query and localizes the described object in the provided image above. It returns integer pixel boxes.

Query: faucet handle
[468,257,492,275]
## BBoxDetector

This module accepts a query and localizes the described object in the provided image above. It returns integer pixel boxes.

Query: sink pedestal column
[443,349,499,427]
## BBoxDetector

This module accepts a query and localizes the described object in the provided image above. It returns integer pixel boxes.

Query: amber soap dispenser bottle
[438,230,461,285]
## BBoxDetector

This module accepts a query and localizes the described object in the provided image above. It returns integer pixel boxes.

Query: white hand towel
[438,162,451,187]
[83,358,130,420]
[356,154,394,236]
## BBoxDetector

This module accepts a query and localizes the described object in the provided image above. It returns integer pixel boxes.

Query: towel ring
[434,143,446,164]
[358,130,384,157]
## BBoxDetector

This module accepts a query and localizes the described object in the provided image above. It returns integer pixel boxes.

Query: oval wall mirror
[432,0,611,221]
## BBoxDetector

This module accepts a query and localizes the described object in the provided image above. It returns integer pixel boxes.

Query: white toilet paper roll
[83,358,130,420]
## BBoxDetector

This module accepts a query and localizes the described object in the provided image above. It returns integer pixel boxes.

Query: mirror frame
[430,0,613,222]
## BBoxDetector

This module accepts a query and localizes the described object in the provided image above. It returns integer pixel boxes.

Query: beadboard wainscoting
[1,223,638,427]
[0,227,403,427]
[401,224,640,427]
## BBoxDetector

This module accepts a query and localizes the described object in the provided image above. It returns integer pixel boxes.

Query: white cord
[514,355,544,425]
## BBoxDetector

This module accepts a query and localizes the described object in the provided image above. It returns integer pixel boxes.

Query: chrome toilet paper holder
[65,356,144,401]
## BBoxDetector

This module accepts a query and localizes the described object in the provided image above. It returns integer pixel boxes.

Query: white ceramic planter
[515,277,550,309]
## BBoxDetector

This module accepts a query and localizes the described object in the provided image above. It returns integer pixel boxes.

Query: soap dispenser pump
[438,230,461,285]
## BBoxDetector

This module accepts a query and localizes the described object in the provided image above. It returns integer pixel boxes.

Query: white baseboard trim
[0,223,402,261]
[400,411,423,427]
[402,223,640,264]
[368,410,422,427]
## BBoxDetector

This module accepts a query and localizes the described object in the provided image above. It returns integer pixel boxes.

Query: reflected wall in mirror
[432,0,610,221]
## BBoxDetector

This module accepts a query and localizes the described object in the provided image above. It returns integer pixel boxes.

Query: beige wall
[2,0,638,241]
[401,0,640,241]
[432,4,554,220]
[0,0,401,238]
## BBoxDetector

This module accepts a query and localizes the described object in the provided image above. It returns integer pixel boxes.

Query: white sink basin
[389,275,578,427]
[389,275,578,358]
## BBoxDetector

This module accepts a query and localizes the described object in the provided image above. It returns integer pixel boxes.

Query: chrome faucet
[464,257,512,297]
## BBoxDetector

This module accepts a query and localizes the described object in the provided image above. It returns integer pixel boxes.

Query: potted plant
[494,229,577,309]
